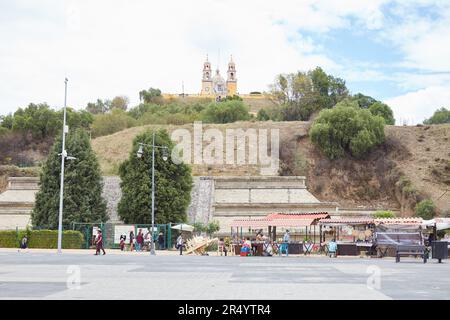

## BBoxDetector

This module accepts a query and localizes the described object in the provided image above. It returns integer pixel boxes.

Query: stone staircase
[0,177,38,230]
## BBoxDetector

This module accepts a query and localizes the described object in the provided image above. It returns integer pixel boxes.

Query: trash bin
[431,241,448,263]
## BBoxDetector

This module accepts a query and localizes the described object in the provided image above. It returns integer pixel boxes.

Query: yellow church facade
[200,55,237,99]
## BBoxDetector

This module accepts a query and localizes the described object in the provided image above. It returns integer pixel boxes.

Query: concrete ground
[0,248,449,300]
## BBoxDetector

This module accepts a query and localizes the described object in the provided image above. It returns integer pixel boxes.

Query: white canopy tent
[422,218,450,231]
[171,223,194,232]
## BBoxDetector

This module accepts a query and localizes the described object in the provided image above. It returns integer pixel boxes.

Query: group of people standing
[120,229,166,252]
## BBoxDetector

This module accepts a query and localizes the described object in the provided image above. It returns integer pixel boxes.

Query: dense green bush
[424,107,450,124]
[369,102,395,125]
[91,109,137,138]
[202,100,251,123]
[310,104,385,159]
[0,230,84,249]
[373,210,396,218]
[415,199,436,220]
[0,230,20,247]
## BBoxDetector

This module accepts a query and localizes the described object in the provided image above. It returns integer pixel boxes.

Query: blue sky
[1,0,450,124]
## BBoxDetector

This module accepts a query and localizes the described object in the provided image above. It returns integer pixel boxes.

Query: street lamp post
[137,131,168,255]
[57,78,76,254]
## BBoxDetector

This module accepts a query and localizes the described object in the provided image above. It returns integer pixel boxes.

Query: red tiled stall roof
[266,212,330,220]
[231,212,329,228]
[374,218,423,225]
[230,218,270,228]
[319,217,374,225]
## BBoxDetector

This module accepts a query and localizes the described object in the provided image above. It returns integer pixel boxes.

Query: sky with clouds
[1,0,450,124]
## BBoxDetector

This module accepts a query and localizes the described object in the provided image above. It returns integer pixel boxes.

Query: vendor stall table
[337,243,358,256]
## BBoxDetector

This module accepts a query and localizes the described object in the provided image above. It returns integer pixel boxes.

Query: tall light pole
[57,78,76,254]
[57,78,68,254]
[137,131,168,255]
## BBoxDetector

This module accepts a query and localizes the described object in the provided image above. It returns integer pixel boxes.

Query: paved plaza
[0,249,449,300]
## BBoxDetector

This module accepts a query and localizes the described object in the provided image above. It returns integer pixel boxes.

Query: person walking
[119,234,126,251]
[279,230,290,257]
[158,232,165,250]
[20,235,28,249]
[129,230,135,252]
[94,229,106,255]
[176,234,184,255]
[136,229,143,251]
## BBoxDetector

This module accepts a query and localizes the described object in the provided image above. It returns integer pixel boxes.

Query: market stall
[318,217,375,256]
[230,212,330,256]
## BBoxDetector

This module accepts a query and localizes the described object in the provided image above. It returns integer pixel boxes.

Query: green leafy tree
[139,88,163,104]
[268,68,348,121]
[310,104,385,159]
[86,99,111,114]
[424,107,450,124]
[202,100,250,123]
[118,129,193,224]
[415,199,436,220]
[91,109,136,138]
[0,114,14,129]
[206,220,220,236]
[373,210,396,218]
[369,102,395,125]
[110,96,129,111]
[32,129,107,228]
[349,93,379,109]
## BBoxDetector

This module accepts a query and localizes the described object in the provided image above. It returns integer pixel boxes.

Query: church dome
[213,69,227,95]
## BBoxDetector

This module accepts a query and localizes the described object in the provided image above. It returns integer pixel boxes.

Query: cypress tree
[32,128,107,228]
[118,129,192,224]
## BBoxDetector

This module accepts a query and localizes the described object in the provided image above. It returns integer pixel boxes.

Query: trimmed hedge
[0,229,84,249]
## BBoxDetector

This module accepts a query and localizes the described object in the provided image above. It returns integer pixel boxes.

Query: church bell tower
[201,55,213,96]
[226,55,237,96]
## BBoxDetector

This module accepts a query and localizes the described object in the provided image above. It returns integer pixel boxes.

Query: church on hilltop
[200,55,237,99]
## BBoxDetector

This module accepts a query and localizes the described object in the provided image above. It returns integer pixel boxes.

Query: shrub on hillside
[310,104,385,159]
[202,100,251,123]
[373,210,396,218]
[423,107,450,124]
[91,109,136,138]
[369,102,395,125]
[415,199,436,220]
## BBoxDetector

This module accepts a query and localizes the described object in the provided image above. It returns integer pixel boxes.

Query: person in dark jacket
[95,230,106,255]
[129,230,135,251]
[136,229,144,251]
[158,232,165,250]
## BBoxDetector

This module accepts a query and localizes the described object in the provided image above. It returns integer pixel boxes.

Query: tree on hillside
[86,99,111,114]
[118,129,193,224]
[139,88,163,104]
[32,128,107,228]
[268,68,348,121]
[310,104,385,159]
[424,107,450,124]
[202,100,251,123]
[349,93,379,109]
[2,103,93,140]
[368,102,395,125]
[110,96,129,111]
[415,199,436,220]
[91,108,136,138]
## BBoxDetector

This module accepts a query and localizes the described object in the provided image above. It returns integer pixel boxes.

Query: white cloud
[0,0,449,127]
[385,86,450,125]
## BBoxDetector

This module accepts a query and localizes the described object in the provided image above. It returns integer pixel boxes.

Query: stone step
[0,209,32,215]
